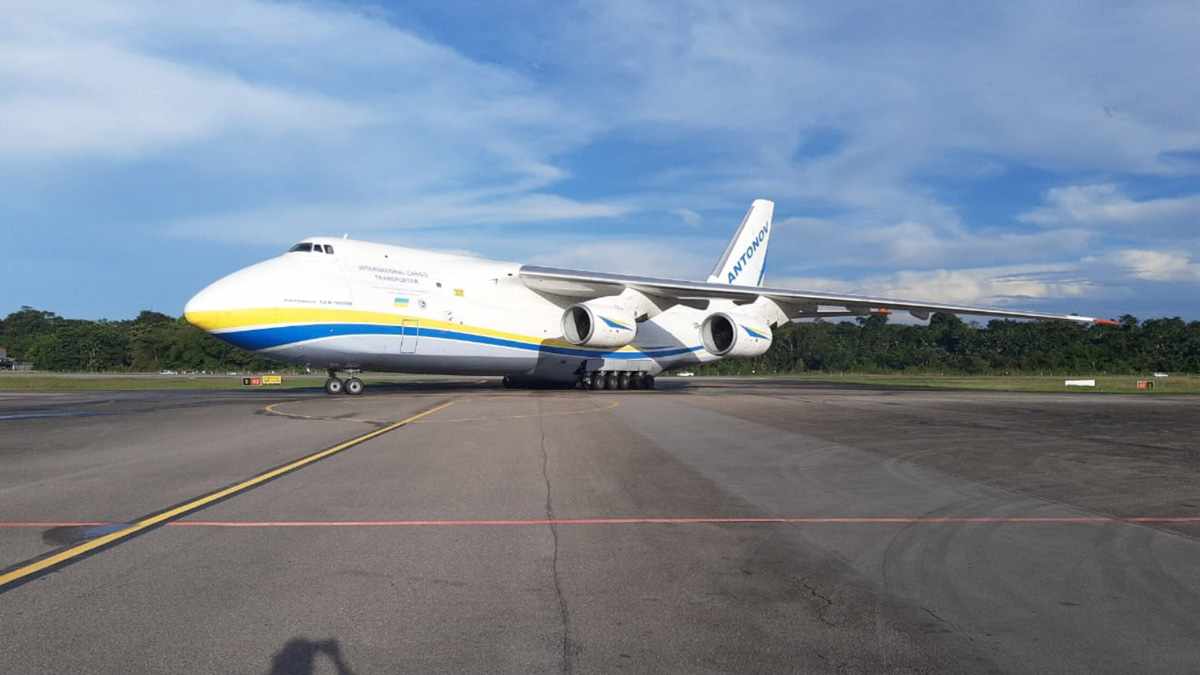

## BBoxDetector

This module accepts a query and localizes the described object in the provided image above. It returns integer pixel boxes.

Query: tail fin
[707,199,774,286]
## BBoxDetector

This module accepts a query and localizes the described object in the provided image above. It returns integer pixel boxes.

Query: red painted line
[3,516,1200,529]
[1127,517,1200,523]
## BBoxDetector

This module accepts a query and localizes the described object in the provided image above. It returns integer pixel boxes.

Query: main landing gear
[325,369,365,396]
[579,371,655,391]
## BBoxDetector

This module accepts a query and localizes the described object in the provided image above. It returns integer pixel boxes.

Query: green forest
[696,313,1200,375]
[0,307,285,373]
[2,306,1198,374]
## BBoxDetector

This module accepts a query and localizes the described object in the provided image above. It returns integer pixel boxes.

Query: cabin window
[323,245,334,254]
[288,243,313,252]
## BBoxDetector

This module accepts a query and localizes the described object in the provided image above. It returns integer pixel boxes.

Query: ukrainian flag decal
[394,296,409,307]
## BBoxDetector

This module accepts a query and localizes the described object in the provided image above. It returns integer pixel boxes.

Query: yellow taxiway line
[0,399,456,592]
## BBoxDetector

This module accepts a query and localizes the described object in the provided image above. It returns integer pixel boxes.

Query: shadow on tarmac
[268,637,357,675]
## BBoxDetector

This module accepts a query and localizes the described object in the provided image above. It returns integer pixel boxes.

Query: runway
[2,379,1199,673]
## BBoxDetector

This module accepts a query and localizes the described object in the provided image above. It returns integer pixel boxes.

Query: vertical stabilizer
[707,199,774,286]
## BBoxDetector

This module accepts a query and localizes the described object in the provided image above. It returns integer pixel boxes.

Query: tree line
[2,306,1198,374]
[697,313,1200,375]
[0,307,285,373]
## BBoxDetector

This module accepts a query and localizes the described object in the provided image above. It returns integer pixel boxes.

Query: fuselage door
[399,320,420,354]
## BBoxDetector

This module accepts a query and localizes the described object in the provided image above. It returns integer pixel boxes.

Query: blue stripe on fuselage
[213,323,702,360]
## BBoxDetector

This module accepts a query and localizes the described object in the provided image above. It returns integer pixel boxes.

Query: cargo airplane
[184,200,1115,394]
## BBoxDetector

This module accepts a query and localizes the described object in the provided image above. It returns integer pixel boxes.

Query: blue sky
[3,1,1199,321]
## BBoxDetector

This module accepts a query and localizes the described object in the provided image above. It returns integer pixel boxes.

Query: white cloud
[9,1,1197,237]
[768,247,1200,317]
[773,264,1098,308]
[528,240,712,280]
[167,194,631,244]
[0,0,603,213]
[674,208,702,227]
[1107,249,1200,283]
[1019,184,1200,235]
[0,8,373,157]
[552,2,1200,236]
[768,216,1093,272]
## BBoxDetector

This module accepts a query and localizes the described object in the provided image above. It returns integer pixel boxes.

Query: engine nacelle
[700,312,772,358]
[561,299,637,348]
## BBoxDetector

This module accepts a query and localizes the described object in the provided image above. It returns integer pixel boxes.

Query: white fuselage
[184,237,722,382]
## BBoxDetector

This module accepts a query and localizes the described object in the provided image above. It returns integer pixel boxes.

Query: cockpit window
[287,242,334,254]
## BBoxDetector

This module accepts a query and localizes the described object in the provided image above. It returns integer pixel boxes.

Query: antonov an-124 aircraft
[184,199,1116,395]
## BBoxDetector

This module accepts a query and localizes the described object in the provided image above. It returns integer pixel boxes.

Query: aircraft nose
[184,276,239,332]
[184,255,325,338]
[184,256,296,334]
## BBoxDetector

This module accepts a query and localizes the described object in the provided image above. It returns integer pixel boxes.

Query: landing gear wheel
[324,377,344,395]
[644,374,656,390]
[502,375,515,389]
[629,373,642,390]
[344,377,365,396]
[589,372,603,390]
[603,372,617,390]
[617,372,630,390]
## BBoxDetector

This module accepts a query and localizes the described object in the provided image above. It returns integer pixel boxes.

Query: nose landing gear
[325,370,365,395]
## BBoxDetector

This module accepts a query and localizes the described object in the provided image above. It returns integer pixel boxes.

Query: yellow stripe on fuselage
[184,306,645,353]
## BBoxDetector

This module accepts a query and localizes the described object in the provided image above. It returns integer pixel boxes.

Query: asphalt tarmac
[2,378,1199,673]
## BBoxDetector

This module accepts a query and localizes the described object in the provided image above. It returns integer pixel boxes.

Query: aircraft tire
[589,373,603,390]
[324,377,344,395]
[604,372,617,390]
[617,372,629,390]
[344,377,365,395]
[629,373,642,389]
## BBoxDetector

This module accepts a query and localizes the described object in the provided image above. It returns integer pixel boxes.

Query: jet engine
[700,311,772,358]
[561,299,637,348]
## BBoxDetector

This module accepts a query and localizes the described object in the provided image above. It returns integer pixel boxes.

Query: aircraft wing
[518,265,1117,325]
